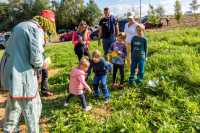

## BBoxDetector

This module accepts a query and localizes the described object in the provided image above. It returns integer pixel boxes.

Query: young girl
[129,24,147,84]
[109,32,127,88]
[72,21,90,61]
[64,58,92,111]
[87,50,112,103]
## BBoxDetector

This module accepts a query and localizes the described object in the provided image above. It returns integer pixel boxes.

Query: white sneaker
[104,98,109,104]
[84,106,92,112]
[64,102,69,107]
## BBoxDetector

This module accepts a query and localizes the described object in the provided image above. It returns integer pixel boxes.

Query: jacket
[0,20,44,99]
[69,67,90,95]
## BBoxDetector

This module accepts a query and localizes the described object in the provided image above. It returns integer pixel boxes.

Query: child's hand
[87,88,92,94]
[43,60,48,69]
[118,51,122,55]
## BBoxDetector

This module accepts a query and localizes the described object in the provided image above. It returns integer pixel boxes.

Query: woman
[124,15,138,68]
[72,21,91,61]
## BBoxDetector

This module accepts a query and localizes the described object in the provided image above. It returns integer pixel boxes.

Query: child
[87,50,112,103]
[72,21,90,61]
[109,32,127,88]
[129,24,147,84]
[64,58,92,111]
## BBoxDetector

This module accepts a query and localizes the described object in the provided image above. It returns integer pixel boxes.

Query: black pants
[74,44,90,61]
[37,68,49,92]
[41,68,49,92]
[65,93,87,108]
[113,64,124,84]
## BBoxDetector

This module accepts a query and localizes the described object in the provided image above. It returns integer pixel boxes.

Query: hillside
[0,27,200,132]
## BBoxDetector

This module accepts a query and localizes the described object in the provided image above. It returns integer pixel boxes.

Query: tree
[174,0,182,23]
[31,0,49,16]
[56,0,84,30]
[0,3,9,30]
[81,0,101,26]
[0,0,50,31]
[156,5,165,17]
[148,4,160,24]
[190,0,200,17]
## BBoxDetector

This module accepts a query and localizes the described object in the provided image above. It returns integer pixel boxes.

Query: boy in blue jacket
[87,50,112,103]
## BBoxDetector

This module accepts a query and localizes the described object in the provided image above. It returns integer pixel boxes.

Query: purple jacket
[110,42,127,65]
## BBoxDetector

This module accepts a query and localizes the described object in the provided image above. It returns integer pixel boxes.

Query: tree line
[0,0,199,31]
[148,0,200,24]
[0,0,102,31]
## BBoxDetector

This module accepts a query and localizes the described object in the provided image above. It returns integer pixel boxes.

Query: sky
[1,0,200,16]
[86,0,200,16]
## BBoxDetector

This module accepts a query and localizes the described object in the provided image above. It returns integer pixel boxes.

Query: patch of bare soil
[90,104,112,122]
[48,68,61,77]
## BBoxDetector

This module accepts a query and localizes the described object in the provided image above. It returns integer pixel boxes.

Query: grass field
[1,27,200,132]
[40,27,200,133]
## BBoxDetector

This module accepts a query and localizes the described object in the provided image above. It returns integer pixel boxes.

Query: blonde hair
[136,24,145,37]
[78,21,88,42]
[92,50,102,58]
[117,32,126,41]
[80,57,90,67]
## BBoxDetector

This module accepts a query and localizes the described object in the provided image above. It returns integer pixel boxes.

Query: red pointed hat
[40,10,55,23]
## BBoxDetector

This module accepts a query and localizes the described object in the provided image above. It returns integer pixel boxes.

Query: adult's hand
[43,60,48,69]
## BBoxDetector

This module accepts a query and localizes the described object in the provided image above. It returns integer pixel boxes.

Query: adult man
[99,7,119,59]
[1,10,56,132]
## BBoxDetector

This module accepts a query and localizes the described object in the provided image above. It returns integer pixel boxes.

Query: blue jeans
[102,36,116,56]
[129,58,145,83]
[93,75,110,99]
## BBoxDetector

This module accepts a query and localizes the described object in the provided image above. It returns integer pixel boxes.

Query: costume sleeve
[28,27,44,69]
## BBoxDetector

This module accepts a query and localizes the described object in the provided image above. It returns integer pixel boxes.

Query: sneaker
[84,106,92,112]
[119,84,125,88]
[104,98,110,104]
[41,91,54,97]
[112,83,118,89]
[63,102,69,107]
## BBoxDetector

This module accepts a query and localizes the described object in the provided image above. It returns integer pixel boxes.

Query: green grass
[43,27,200,133]
[1,27,200,132]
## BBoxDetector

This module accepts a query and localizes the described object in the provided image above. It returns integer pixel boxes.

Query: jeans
[113,64,124,84]
[129,58,145,83]
[93,75,110,99]
[65,93,87,109]
[102,36,116,56]
[74,44,90,61]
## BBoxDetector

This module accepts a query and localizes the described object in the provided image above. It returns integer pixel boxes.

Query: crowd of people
[0,7,147,132]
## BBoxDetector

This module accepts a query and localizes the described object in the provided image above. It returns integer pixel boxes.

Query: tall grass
[43,27,200,133]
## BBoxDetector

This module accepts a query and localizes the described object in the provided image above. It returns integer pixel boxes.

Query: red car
[59,31,73,42]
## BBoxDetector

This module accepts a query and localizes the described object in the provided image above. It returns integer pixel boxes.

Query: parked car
[59,31,73,42]
[185,11,193,15]
[90,29,99,40]
[0,32,11,44]
[143,22,163,29]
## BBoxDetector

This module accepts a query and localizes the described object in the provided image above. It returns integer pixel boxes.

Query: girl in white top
[124,15,138,68]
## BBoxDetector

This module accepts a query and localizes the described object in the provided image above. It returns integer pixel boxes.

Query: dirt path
[0,68,61,132]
